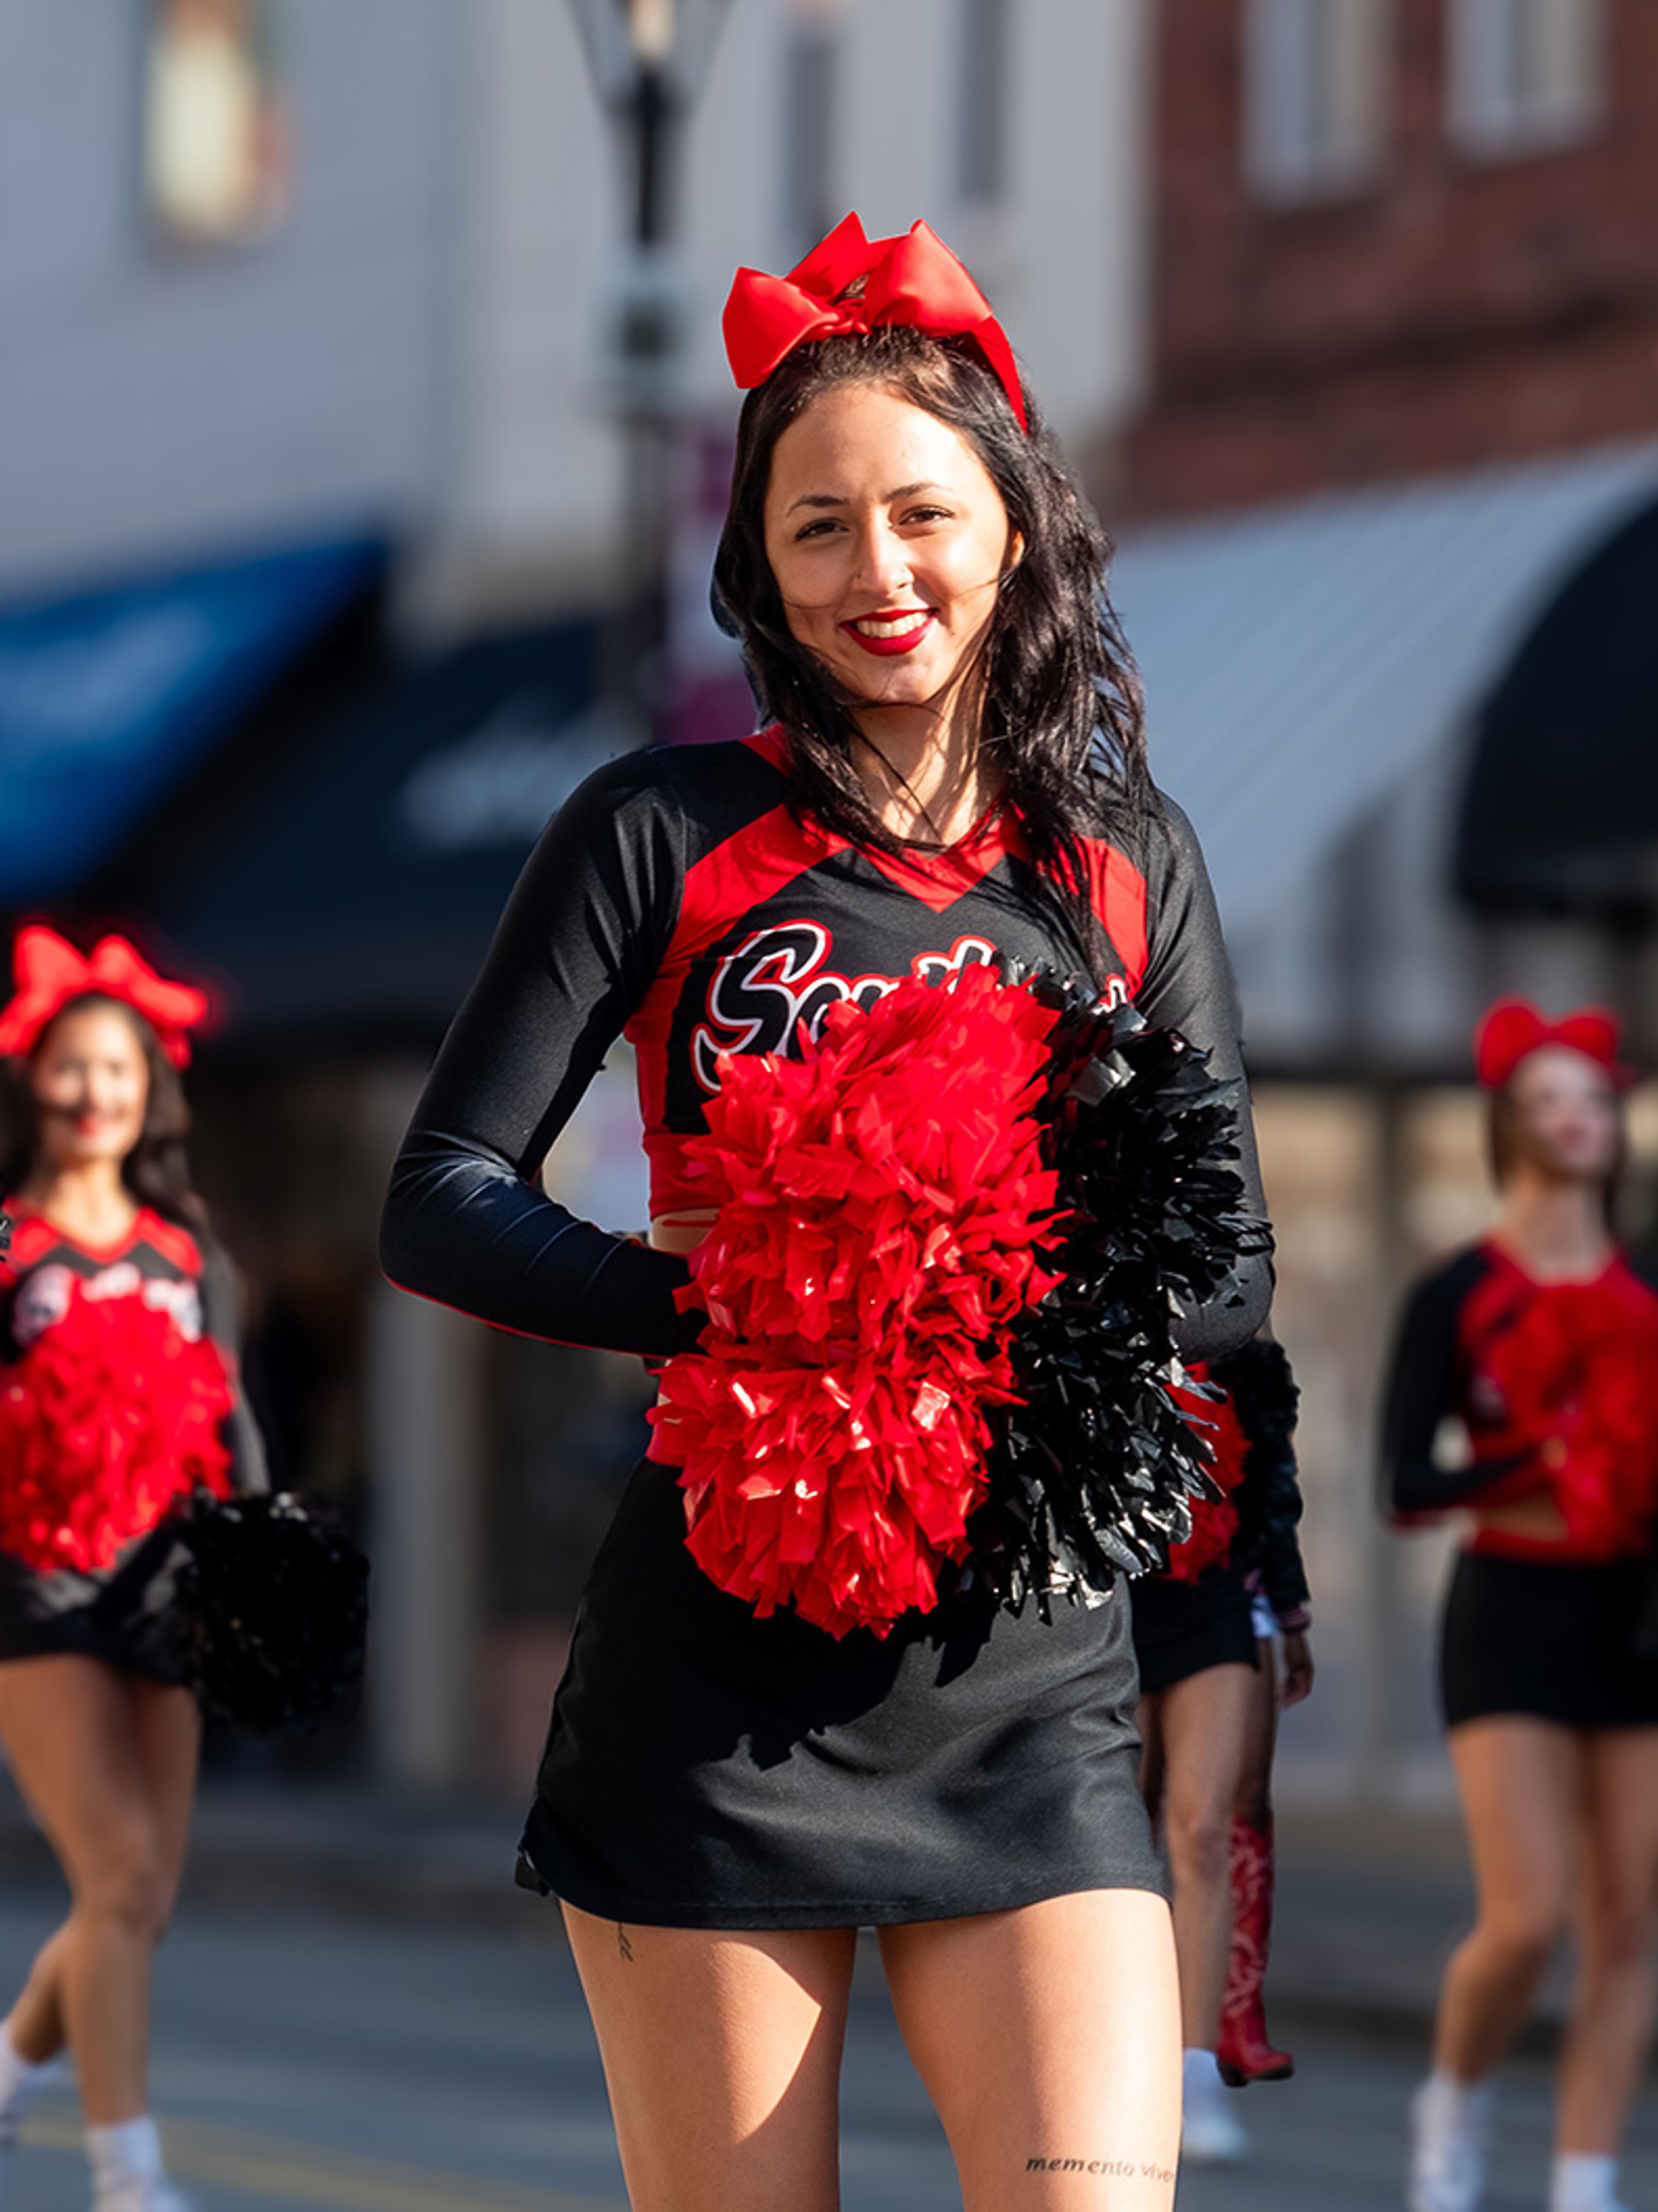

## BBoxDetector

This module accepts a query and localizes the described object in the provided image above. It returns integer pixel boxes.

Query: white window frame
[1245,0,1391,203]
[1448,0,1607,158]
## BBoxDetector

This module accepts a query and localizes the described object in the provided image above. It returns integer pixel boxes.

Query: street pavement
[5,1885,1658,2211]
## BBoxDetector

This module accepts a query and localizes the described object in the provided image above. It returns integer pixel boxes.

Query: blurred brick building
[1126,0,1658,515]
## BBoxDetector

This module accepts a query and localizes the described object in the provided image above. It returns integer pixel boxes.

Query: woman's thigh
[1579,1729,1658,1950]
[0,1657,161,1898]
[1448,1718,1580,1936]
[561,1902,857,2212]
[879,1889,1180,2211]
[1156,1664,1257,1845]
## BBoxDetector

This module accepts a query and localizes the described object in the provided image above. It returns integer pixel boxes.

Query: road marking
[22,2111,625,2212]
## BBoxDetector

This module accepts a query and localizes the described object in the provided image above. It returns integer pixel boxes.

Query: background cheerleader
[1383,999,1658,2212]
[1134,1336,1312,2166]
[0,925,266,2212]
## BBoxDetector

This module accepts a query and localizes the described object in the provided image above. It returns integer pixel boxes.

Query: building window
[1245,0,1390,200]
[1448,0,1606,155]
[956,0,1011,208]
[144,0,289,250]
[783,14,838,259]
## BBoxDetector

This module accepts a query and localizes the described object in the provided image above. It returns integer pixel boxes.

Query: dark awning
[148,616,624,1046]
[1455,492,1658,922]
[0,533,386,904]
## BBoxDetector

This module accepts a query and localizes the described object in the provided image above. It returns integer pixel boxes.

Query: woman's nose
[851,520,912,599]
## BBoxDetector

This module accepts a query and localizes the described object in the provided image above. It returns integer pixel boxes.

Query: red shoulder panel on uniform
[1077,840,1149,998]
[2,1214,60,1270]
[135,1211,203,1278]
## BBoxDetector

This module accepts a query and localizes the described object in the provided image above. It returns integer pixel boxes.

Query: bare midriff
[649,1210,718,1256]
[1468,1493,1571,1545]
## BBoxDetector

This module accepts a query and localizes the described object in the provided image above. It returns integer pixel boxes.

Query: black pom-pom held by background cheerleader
[383,212,1274,2211]
[0,925,364,2212]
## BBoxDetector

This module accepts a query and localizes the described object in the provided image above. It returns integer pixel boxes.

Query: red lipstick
[839,608,936,657]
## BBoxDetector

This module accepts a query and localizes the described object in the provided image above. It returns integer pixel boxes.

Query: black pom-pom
[971,978,1271,1619]
[171,1491,369,1733]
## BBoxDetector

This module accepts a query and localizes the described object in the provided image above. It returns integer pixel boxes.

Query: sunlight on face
[29,1005,151,1174]
[761,383,1018,717]
[1508,1044,1620,1186]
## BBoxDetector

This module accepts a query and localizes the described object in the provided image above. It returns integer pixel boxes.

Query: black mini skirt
[517,1458,1168,1930]
[1130,1564,1259,1695]
[0,1541,189,1687]
[1441,1551,1658,1731]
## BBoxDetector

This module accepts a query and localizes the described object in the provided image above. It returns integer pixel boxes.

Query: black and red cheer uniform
[383,733,1272,1928]
[0,1205,265,1682]
[1382,1241,1658,1730]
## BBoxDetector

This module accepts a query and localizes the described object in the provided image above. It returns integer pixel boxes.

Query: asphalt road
[3,1890,1658,2211]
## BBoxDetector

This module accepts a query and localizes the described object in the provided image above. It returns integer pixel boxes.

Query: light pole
[569,0,732,747]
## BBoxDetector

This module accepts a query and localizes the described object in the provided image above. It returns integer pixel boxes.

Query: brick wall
[1119,0,1658,519]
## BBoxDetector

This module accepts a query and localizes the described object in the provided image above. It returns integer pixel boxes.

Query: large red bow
[723,213,1029,431]
[0,926,209,1068]
[1474,997,1626,1091]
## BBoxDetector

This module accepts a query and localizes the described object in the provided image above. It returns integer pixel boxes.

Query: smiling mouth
[842,609,935,655]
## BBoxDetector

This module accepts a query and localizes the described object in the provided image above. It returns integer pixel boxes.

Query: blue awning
[0,533,385,903]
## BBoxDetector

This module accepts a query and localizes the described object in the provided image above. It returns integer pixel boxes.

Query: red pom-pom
[650,967,1063,1637]
[0,1290,233,1574]
[1468,1264,1658,1555]
[1161,1369,1249,1584]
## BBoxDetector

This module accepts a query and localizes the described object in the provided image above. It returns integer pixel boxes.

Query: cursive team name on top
[690,923,1000,1092]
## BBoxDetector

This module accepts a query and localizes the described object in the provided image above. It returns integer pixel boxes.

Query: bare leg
[1142,1664,1256,2048]
[1233,1645,1278,1829]
[562,1903,855,2212]
[880,1889,1180,2209]
[1554,1727,1658,2155]
[0,1658,199,2120]
[1435,1718,1577,2082]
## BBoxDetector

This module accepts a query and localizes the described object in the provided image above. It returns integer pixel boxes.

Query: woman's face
[1507,1045,1620,1185]
[761,382,1019,716]
[28,1005,150,1175]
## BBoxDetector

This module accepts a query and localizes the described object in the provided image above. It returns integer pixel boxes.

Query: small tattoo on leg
[1025,2155,1176,2183]
[617,1923,634,1963]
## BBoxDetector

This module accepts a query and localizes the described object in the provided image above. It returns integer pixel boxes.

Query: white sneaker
[1408,2074,1490,2212]
[94,2182,196,2212]
[1181,2097,1250,2165]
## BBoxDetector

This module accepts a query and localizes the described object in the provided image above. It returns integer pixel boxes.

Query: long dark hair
[0,993,208,1233]
[712,323,1151,891]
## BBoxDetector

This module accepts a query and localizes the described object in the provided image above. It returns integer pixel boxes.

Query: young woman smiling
[0,928,266,2212]
[383,215,1272,2211]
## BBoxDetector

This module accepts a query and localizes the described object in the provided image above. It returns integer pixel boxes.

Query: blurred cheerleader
[0,926,265,2212]
[1384,1001,1658,2212]
[1134,1337,1312,2164]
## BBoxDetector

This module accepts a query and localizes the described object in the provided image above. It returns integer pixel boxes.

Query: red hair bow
[723,213,1029,431]
[1474,997,1626,1091]
[0,925,209,1068]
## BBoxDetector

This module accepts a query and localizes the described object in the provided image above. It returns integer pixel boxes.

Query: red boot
[1216,1815,1295,2085]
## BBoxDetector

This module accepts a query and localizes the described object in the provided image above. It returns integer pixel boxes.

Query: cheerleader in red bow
[1383,1001,1658,2212]
[383,213,1273,2209]
[0,926,266,2212]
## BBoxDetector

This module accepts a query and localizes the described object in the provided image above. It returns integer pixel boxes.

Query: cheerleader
[1134,1338,1312,2164]
[1384,1000,1658,2212]
[383,213,1272,2209]
[0,926,266,2212]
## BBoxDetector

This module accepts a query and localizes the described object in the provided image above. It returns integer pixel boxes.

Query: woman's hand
[1278,1630,1314,1708]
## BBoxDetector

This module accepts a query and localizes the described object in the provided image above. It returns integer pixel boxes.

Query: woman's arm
[1216,1335,1310,1628]
[1379,1250,1535,1517]
[1134,797,1274,1361]
[198,1243,271,1497]
[380,757,702,1360]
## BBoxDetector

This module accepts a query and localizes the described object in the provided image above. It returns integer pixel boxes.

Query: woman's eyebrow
[785,480,950,515]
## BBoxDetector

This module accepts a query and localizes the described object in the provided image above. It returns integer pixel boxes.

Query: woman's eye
[794,518,841,541]
[904,507,951,525]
